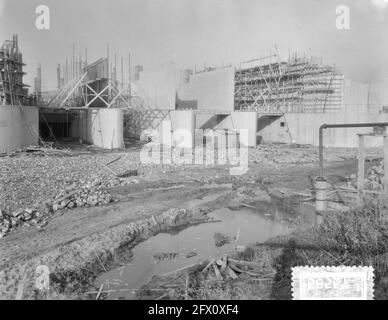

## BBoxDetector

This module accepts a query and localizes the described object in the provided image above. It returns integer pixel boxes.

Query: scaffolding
[0,34,28,106]
[234,53,344,114]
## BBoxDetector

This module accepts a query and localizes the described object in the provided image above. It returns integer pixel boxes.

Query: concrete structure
[194,112,257,147]
[71,108,124,149]
[136,62,177,110]
[177,67,235,112]
[0,106,39,152]
[124,110,195,148]
[258,111,388,148]
[168,110,195,148]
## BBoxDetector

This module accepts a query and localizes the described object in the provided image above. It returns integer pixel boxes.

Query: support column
[168,110,195,148]
[357,134,365,198]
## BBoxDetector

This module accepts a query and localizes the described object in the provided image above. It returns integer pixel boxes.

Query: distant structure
[0,34,28,106]
[234,52,343,114]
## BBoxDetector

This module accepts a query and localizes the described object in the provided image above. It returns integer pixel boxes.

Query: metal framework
[0,35,28,106]
[234,53,343,114]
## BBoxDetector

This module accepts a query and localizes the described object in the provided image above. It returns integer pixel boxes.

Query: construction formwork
[234,54,344,114]
[0,35,28,106]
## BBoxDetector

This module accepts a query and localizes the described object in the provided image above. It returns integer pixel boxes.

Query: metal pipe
[319,122,388,178]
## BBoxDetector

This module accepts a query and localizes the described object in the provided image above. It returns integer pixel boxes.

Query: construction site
[1,29,388,301]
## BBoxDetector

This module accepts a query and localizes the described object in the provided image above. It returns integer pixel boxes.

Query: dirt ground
[0,143,381,299]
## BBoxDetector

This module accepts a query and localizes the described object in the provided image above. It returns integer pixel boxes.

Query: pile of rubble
[364,162,385,191]
[248,144,377,164]
[0,186,114,238]
[51,187,113,211]
[347,160,385,191]
[201,254,273,281]
[0,208,49,239]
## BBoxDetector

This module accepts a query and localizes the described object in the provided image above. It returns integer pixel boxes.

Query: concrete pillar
[79,109,124,149]
[168,110,195,148]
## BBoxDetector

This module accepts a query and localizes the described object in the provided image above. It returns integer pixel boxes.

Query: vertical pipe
[57,64,61,90]
[72,42,75,79]
[319,125,325,178]
[114,53,117,84]
[121,56,124,90]
[37,63,42,96]
[66,57,68,83]
[357,134,365,195]
[107,42,110,99]
[128,52,131,97]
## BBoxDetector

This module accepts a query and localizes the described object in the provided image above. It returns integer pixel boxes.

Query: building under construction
[0,35,29,106]
[2,33,388,153]
[234,54,343,114]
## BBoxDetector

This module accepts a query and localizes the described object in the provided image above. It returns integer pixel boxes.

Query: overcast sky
[1,0,388,90]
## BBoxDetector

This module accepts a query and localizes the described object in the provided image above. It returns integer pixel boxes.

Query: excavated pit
[92,200,317,300]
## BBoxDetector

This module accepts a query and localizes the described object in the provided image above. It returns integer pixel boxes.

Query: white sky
[1,0,388,90]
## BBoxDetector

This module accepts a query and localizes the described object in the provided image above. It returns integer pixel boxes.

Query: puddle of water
[94,204,316,300]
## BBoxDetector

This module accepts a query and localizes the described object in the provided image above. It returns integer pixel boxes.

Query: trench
[93,200,317,300]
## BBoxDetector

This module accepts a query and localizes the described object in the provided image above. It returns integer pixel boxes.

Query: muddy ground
[0,143,379,299]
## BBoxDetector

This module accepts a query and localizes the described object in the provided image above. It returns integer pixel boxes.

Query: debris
[214,232,231,247]
[117,169,138,178]
[200,254,268,281]
[105,156,122,166]
[153,252,180,261]
[185,249,198,259]
[201,259,216,274]
[212,263,223,280]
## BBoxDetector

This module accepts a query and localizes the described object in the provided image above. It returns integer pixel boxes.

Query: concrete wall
[341,78,388,114]
[258,112,388,148]
[368,79,388,113]
[124,110,170,140]
[73,108,124,149]
[124,110,195,148]
[177,67,235,112]
[0,106,39,152]
[136,62,177,110]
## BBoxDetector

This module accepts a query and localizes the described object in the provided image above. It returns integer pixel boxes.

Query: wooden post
[357,134,365,197]
[384,135,388,192]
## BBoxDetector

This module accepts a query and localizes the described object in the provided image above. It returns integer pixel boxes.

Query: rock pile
[51,187,113,211]
[347,160,385,191]
[0,186,114,239]
[0,208,49,238]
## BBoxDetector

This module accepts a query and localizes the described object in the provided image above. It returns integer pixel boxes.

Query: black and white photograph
[0,0,388,303]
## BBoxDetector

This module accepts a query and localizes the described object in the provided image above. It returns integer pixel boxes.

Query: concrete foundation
[72,108,124,149]
[0,106,39,152]
[258,112,388,148]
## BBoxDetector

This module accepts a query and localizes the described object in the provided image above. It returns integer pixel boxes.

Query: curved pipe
[319,122,388,178]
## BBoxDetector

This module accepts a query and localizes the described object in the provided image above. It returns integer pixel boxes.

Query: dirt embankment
[0,183,234,299]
